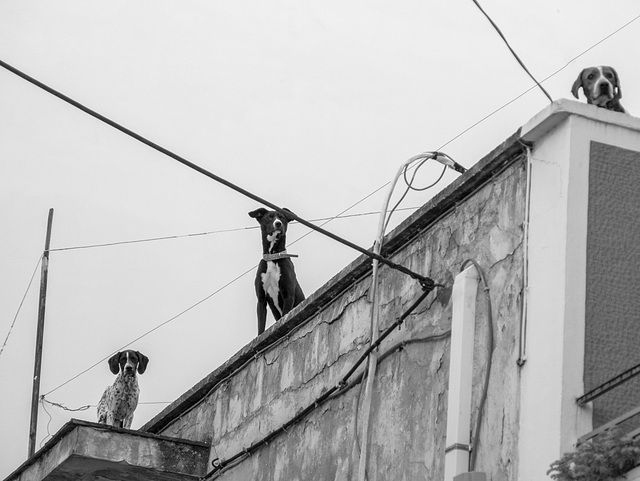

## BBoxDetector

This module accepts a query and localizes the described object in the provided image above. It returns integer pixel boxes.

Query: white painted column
[444,265,479,481]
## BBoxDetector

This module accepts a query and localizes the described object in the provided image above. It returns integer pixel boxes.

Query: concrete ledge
[140,129,527,436]
[520,98,640,144]
[140,129,528,436]
[4,419,209,481]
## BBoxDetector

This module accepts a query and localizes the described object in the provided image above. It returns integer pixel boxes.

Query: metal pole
[28,208,54,458]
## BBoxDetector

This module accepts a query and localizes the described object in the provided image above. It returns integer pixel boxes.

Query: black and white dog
[571,66,625,113]
[249,208,305,335]
[97,350,149,429]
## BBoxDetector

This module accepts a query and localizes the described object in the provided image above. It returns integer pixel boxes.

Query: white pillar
[444,265,479,481]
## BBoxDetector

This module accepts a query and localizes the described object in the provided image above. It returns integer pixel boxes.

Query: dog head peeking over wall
[571,66,625,113]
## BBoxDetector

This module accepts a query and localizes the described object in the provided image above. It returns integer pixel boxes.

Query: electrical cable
[47,208,420,253]
[357,150,460,481]
[470,0,553,104]
[0,58,435,290]
[40,204,424,397]
[7,8,638,437]
[42,264,257,397]
[41,397,91,412]
[3,9,635,375]
[40,396,170,411]
[435,12,640,155]
[206,330,452,480]
[203,286,434,479]
[460,259,494,472]
[40,397,54,448]
[384,163,447,234]
[384,153,460,236]
[3,10,637,270]
[0,254,43,360]
[517,144,532,366]
[349,330,452,470]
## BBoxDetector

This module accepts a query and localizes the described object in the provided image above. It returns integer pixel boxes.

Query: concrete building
[5,99,640,481]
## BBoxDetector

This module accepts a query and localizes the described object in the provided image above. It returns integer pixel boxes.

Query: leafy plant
[548,427,640,481]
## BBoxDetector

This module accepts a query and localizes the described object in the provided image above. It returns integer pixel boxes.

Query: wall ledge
[141,99,640,437]
[141,129,527,435]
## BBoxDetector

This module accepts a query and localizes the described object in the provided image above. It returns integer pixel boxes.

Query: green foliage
[548,428,640,481]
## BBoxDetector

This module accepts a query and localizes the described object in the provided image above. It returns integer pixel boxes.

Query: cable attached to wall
[357,150,464,481]
[460,259,494,472]
[517,143,532,366]
[202,286,434,479]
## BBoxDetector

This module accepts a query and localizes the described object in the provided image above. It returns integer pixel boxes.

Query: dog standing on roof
[249,207,305,335]
[571,66,626,113]
[97,350,149,429]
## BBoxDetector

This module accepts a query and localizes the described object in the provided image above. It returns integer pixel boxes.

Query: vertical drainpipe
[444,265,486,481]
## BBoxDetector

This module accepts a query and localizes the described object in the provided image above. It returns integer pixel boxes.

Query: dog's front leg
[257,301,267,335]
[282,293,295,316]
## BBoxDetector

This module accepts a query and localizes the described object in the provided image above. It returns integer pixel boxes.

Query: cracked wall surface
[157,157,526,480]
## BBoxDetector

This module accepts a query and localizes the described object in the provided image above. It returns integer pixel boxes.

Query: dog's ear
[609,67,622,99]
[108,352,121,375]
[571,70,585,99]
[136,351,149,374]
[248,208,268,221]
[281,208,296,222]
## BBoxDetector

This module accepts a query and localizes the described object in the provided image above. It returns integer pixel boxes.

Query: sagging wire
[40,397,53,448]
[38,396,92,448]
[42,264,257,398]
[202,286,434,480]
[460,259,494,472]
[45,195,367,422]
[0,58,435,291]
[41,395,168,411]
[0,254,43,361]
[470,0,553,104]
[42,201,373,398]
[358,151,465,481]
[41,396,91,413]
[48,208,421,253]
[45,151,450,398]
[384,151,464,233]
[42,203,423,398]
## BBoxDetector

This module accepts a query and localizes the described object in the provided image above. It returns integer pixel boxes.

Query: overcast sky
[1,1,639,477]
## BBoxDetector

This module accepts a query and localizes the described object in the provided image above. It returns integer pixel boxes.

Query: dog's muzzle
[598,82,612,97]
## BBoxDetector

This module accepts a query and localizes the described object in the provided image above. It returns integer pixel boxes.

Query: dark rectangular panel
[585,141,640,428]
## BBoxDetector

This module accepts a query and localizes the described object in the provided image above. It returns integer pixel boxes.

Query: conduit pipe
[357,152,440,481]
[517,144,533,366]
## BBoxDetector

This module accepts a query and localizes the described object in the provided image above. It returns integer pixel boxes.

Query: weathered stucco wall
[153,150,526,480]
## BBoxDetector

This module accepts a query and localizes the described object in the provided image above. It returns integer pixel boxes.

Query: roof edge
[141,130,528,435]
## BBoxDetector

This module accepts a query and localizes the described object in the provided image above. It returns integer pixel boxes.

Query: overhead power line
[470,0,553,103]
[5,10,640,398]
[0,58,435,290]
[0,255,43,360]
[48,207,420,253]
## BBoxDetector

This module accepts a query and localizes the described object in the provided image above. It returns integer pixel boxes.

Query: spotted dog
[97,350,149,429]
[571,66,626,113]
[249,208,305,335]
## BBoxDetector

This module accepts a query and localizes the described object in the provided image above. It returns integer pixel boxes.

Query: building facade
[7,100,640,481]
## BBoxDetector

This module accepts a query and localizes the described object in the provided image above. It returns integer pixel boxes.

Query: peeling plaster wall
[157,158,526,480]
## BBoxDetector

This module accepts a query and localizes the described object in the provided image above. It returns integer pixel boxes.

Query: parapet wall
[143,136,527,480]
